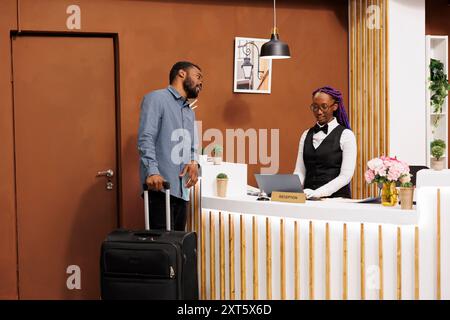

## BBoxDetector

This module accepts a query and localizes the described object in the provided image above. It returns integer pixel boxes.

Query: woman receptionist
[294,86,357,199]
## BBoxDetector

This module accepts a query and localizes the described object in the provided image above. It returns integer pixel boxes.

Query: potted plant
[430,139,446,171]
[212,144,223,165]
[429,58,450,130]
[216,173,228,197]
[399,172,414,210]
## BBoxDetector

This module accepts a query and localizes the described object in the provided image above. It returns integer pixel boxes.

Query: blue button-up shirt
[138,86,198,200]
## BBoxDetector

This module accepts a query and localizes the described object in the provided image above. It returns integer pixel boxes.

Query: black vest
[303,124,351,198]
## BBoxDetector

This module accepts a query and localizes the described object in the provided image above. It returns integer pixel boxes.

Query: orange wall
[426,0,450,167]
[0,0,348,298]
[0,0,19,300]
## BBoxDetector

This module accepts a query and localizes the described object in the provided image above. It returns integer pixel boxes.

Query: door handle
[96,169,114,178]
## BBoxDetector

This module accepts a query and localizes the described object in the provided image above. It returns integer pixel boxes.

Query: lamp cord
[273,0,277,30]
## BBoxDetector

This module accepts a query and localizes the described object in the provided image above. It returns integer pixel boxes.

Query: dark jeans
[146,190,188,231]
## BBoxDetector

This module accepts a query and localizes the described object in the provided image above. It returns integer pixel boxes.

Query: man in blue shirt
[138,61,202,230]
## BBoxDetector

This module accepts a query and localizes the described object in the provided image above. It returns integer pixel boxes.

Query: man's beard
[183,77,199,99]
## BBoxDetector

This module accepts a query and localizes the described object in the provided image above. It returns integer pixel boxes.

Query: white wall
[389,0,426,165]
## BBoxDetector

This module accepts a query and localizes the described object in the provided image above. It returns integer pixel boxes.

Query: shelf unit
[425,35,448,168]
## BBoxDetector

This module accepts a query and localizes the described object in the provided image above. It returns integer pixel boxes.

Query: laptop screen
[254,174,303,196]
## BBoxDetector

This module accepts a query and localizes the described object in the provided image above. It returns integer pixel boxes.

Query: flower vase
[381,181,398,206]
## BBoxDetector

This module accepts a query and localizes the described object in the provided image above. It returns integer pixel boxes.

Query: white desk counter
[190,163,450,300]
[202,195,417,225]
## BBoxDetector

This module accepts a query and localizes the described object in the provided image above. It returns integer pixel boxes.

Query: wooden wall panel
[349,0,389,198]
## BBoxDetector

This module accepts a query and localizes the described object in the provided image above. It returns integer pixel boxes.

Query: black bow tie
[313,123,328,134]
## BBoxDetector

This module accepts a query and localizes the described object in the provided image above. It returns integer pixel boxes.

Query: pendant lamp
[260,0,291,59]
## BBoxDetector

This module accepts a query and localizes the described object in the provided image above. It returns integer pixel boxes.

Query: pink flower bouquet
[364,156,413,187]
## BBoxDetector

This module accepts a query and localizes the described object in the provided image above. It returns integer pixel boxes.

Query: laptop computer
[254,174,303,196]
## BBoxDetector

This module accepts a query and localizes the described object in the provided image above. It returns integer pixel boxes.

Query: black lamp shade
[260,33,291,59]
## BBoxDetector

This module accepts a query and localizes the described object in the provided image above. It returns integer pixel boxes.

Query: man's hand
[180,161,199,188]
[146,174,165,191]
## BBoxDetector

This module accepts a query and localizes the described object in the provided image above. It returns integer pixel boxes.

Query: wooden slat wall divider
[360,223,366,300]
[266,217,272,300]
[240,215,246,300]
[229,214,235,300]
[294,221,300,300]
[219,213,225,300]
[397,227,402,300]
[325,223,330,300]
[378,225,384,300]
[200,211,439,301]
[210,211,216,300]
[200,210,206,299]
[349,0,389,199]
[188,183,198,233]
[197,186,450,302]
[194,184,199,234]
[343,223,348,300]
[309,221,314,300]
[280,219,286,300]
[437,189,441,300]
[253,216,259,300]
[362,0,367,199]
[414,226,419,300]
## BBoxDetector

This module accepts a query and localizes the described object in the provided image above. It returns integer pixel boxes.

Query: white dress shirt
[294,118,357,198]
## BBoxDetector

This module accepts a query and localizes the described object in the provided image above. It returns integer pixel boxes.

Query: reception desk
[203,195,418,225]
[188,163,450,300]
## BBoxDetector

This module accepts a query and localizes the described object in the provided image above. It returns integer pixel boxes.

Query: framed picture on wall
[233,37,272,94]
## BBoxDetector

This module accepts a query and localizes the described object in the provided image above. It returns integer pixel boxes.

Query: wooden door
[12,35,118,299]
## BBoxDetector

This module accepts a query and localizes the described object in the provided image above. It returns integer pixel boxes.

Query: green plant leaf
[431,145,444,160]
[431,139,446,149]
[429,58,450,117]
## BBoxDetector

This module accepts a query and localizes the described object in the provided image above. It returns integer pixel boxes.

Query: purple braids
[312,86,351,130]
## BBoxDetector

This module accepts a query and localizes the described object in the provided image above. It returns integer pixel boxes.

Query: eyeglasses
[309,102,336,112]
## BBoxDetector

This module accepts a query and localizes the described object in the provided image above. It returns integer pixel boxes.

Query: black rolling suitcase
[100,182,198,300]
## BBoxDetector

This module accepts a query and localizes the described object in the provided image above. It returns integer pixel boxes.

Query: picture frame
[233,37,272,94]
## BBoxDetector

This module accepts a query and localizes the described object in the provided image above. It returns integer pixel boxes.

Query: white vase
[213,157,222,165]
[216,179,228,197]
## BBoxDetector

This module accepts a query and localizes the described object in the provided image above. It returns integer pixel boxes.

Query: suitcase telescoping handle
[143,181,171,231]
